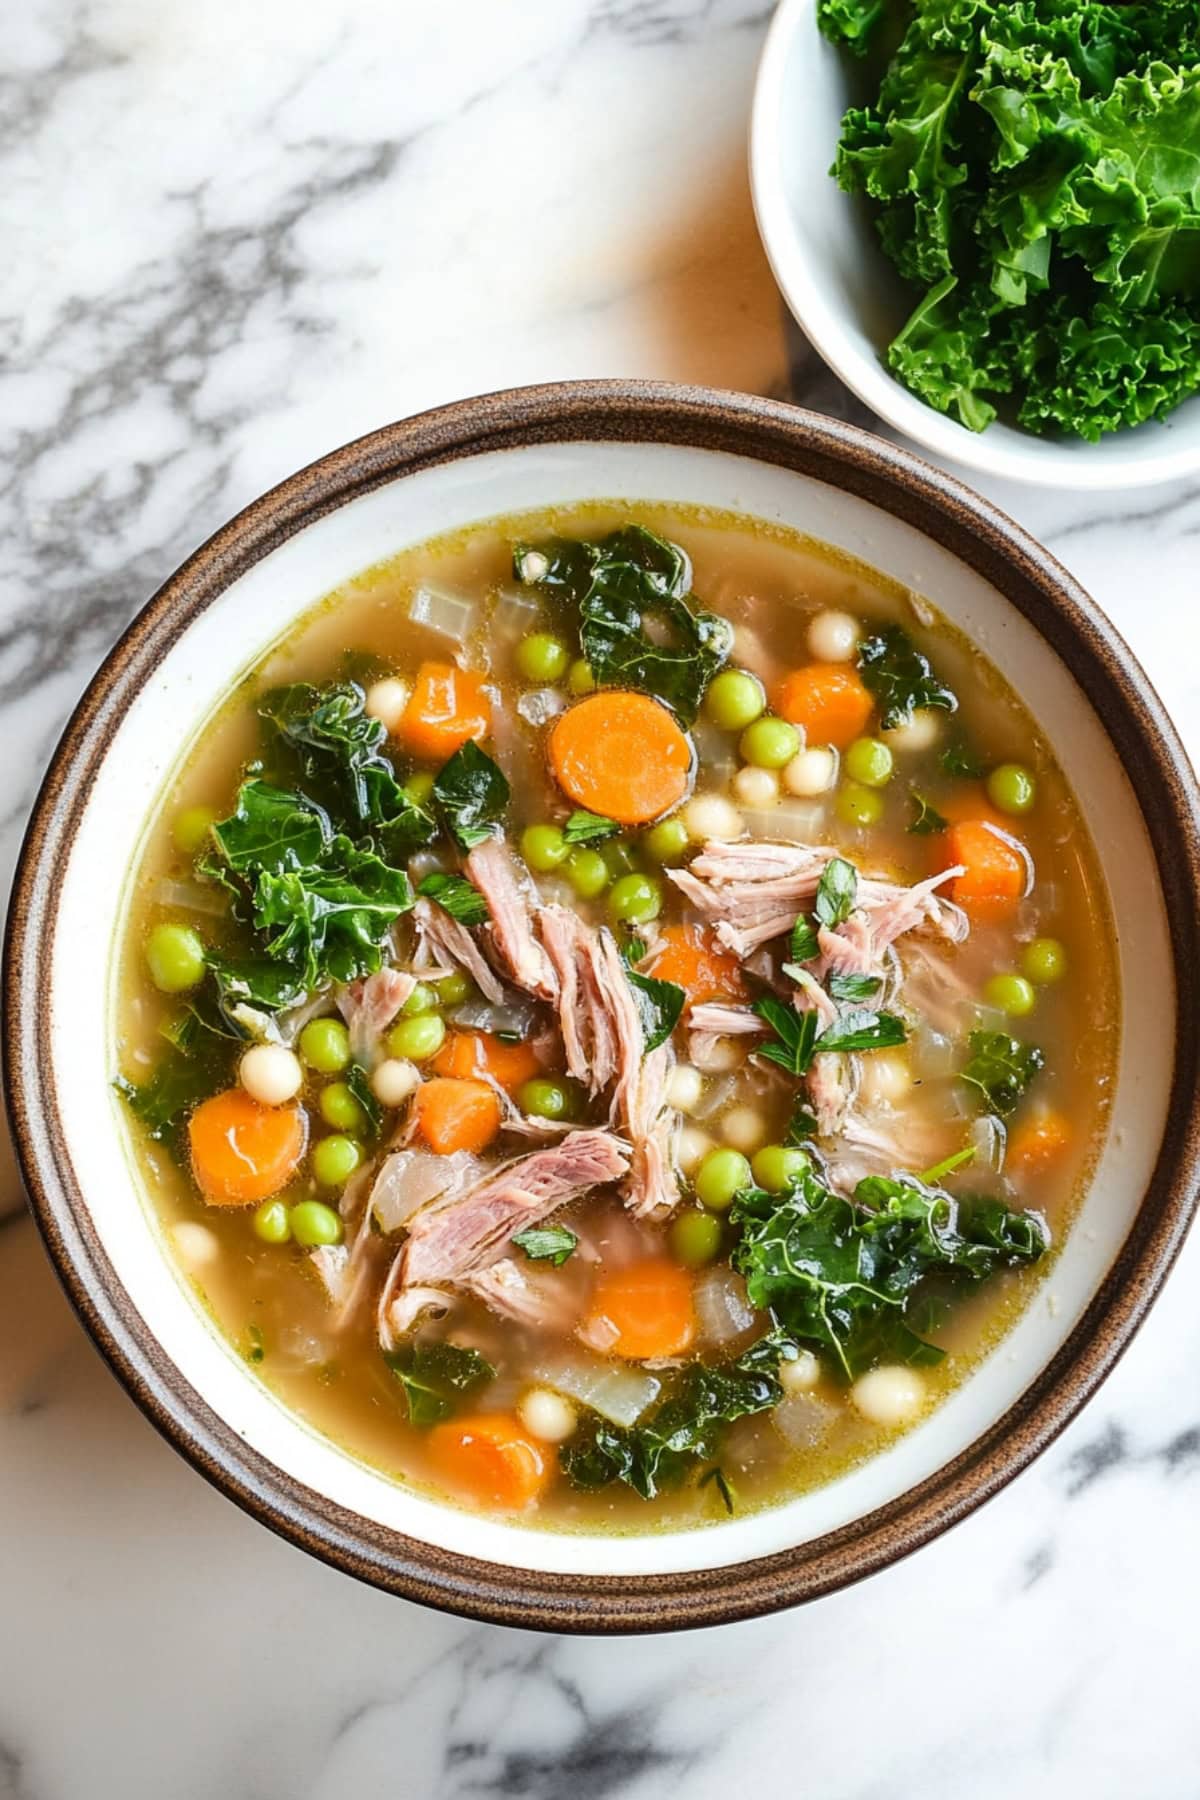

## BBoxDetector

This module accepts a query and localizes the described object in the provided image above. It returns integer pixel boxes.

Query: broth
[114,501,1118,1532]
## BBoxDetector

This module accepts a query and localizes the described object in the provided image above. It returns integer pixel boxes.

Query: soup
[114,502,1118,1531]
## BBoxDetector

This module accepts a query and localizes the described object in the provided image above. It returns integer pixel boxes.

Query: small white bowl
[750,0,1200,489]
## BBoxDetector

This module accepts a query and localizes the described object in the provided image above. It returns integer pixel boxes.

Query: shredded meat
[466,835,559,1001]
[807,1051,855,1137]
[336,968,416,1067]
[816,915,876,978]
[688,1003,763,1036]
[460,1258,579,1331]
[670,840,968,957]
[539,905,618,1091]
[397,1129,630,1289]
[413,896,507,1003]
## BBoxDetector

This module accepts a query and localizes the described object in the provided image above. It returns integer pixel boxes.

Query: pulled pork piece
[826,1104,949,1194]
[466,835,559,1001]
[460,1258,579,1332]
[623,1043,680,1219]
[413,896,507,1003]
[688,1003,764,1036]
[397,1128,630,1289]
[816,915,876,978]
[670,840,831,954]
[539,905,619,1092]
[336,968,416,1068]
[807,1051,855,1137]
[670,839,967,958]
[380,1284,454,1348]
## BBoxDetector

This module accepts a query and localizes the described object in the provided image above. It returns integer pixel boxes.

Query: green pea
[516,632,569,684]
[171,805,216,857]
[298,1017,351,1074]
[290,1196,347,1241]
[517,1077,579,1121]
[601,838,641,879]
[642,816,689,864]
[694,1146,752,1214]
[566,847,609,898]
[310,1139,362,1192]
[750,1144,809,1192]
[386,1013,447,1062]
[567,659,596,697]
[608,873,662,924]
[986,762,1037,816]
[983,973,1036,1017]
[145,922,206,993]
[319,1082,368,1133]
[401,981,440,1016]
[436,969,474,1007]
[739,715,800,770]
[669,1208,723,1269]
[521,824,570,872]
[252,1199,292,1244]
[836,782,885,828]
[706,669,766,732]
[1020,936,1067,985]
[844,737,894,788]
[402,771,436,806]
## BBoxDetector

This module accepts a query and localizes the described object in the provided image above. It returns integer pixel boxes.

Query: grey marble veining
[3,2,1200,1794]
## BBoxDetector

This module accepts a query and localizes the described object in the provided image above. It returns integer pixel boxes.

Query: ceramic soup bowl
[7,382,1200,1632]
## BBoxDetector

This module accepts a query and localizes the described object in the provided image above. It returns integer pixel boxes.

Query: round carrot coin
[188,1088,307,1204]
[426,1413,551,1510]
[548,691,694,825]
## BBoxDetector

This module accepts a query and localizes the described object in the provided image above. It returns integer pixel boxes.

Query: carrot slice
[775,665,874,748]
[432,1030,541,1094]
[398,662,490,760]
[649,924,745,1005]
[426,1412,551,1510]
[585,1257,696,1360]
[188,1088,307,1204]
[940,819,1027,920]
[1009,1109,1072,1174]
[415,1077,503,1154]
[548,692,693,825]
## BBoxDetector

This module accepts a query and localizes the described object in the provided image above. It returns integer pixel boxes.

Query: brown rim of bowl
[5,381,1200,1634]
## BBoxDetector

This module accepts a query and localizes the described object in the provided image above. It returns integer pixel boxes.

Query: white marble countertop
[3,2,1199,1792]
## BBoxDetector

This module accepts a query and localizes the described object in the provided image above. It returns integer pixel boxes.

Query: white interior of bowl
[53,438,1169,1577]
[749,0,1200,489]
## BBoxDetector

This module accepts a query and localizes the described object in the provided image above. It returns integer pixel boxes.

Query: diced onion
[531,1353,662,1428]
[775,1392,837,1447]
[969,1112,1008,1172]
[690,1073,737,1120]
[912,1027,958,1079]
[693,1267,757,1345]
[741,800,827,841]
[370,1149,486,1234]
[409,585,476,641]
[153,878,227,916]
[450,997,538,1037]
[517,687,566,727]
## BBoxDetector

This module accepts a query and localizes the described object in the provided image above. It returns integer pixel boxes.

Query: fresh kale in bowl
[817,0,1200,438]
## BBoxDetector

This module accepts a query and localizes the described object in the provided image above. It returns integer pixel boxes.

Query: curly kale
[826,0,1200,437]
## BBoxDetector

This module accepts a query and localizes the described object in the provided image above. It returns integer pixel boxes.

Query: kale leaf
[385,1342,495,1427]
[259,682,435,852]
[562,810,619,845]
[817,0,887,57]
[857,626,957,730]
[817,1006,907,1055]
[827,972,882,1002]
[513,525,730,723]
[250,838,414,987]
[960,1028,1045,1116]
[431,742,509,850]
[626,968,687,1053]
[814,856,859,927]
[908,792,948,835]
[753,995,820,1076]
[732,1155,1049,1380]
[559,1334,797,1499]
[417,870,490,927]
[827,3,1200,438]
[512,1224,578,1267]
